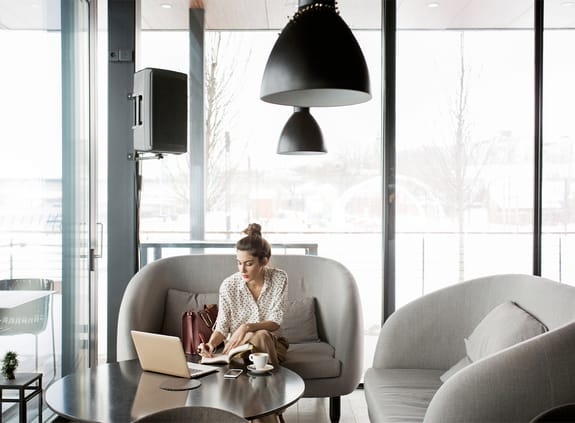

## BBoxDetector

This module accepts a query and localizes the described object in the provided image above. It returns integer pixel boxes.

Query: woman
[197,223,289,368]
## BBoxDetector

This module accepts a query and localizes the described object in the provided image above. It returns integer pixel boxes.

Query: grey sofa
[364,274,575,423]
[117,254,363,423]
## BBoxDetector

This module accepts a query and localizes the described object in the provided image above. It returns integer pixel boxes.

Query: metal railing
[139,241,319,268]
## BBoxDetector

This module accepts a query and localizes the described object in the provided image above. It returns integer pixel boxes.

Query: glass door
[0,4,97,418]
[61,0,93,375]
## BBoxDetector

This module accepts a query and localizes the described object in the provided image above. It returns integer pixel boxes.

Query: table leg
[39,377,43,423]
[19,386,26,423]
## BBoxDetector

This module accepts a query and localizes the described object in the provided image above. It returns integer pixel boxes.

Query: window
[542,0,575,284]
[395,3,534,307]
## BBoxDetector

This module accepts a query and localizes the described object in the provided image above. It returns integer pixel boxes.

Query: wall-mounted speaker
[132,68,188,154]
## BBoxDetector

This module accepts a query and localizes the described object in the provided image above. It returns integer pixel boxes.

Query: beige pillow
[440,301,547,383]
[277,297,320,343]
[440,356,471,383]
[465,301,547,362]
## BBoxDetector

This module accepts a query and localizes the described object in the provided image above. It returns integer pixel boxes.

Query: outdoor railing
[139,241,319,268]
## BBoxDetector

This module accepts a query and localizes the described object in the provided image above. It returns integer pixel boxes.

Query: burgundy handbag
[182,304,218,355]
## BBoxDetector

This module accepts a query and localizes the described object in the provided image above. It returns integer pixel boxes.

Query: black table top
[45,360,305,422]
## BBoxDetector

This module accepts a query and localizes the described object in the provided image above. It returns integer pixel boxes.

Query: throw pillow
[440,301,547,383]
[440,356,471,383]
[277,297,321,343]
[464,301,548,362]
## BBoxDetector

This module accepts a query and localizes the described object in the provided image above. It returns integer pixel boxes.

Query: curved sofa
[365,274,575,423]
[117,254,363,423]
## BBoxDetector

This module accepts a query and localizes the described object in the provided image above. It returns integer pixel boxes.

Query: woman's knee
[250,329,273,343]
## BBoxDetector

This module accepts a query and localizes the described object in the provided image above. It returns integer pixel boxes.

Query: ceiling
[140,0,571,31]
[1,0,575,31]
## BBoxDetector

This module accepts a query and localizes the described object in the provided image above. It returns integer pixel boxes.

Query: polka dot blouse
[214,267,288,337]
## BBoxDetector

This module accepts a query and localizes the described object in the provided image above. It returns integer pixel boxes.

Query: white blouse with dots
[214,267,288,337]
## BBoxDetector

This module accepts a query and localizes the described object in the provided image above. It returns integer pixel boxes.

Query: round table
[45,360,305,422]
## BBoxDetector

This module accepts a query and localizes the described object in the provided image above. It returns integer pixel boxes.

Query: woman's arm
[223,320,280,353]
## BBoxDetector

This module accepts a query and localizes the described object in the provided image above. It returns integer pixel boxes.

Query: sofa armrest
[117,267,168,361]
[288,256,363,395]
[423,322,575,422]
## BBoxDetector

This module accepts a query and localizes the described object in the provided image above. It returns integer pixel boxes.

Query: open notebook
[131,330,219,379]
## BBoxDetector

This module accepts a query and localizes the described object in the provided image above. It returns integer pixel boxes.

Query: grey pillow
[440,356,471,383]
[277,297,320,343]
[464,301,548,362]
[161,288,219,338]
[440,301,547,383]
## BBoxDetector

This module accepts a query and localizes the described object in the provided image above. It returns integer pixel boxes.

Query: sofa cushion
[465,301,547,362]
[161,288,219,338]
[364,368,443,423]
[440,301,548,382]
[282,342,340,379]
[277,297,320,343]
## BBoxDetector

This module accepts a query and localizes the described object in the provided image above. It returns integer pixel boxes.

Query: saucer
[247,364,274,374]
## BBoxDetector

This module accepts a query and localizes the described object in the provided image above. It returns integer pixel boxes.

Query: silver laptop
[131,330,219,379]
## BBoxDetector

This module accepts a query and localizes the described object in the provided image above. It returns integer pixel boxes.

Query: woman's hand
[197,342,215,358]
[224,323,250,353]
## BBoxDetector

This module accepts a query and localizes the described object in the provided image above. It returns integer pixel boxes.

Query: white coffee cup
[249,352,269,370]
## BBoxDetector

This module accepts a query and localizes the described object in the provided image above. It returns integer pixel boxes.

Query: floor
[1,388,369,423]
[282,389,369,423]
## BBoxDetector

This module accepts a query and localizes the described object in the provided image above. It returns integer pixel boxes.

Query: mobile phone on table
[224,369,243,379]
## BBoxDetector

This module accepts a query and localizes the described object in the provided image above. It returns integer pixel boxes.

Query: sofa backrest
[375,273,575,370]
[441,274,575,332]
[117,254,361,362]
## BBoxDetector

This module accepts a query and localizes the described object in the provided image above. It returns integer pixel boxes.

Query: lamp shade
[261,0,371,107]
[277,107,326,155]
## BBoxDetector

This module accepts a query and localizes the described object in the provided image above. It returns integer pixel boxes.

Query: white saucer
[247,364,274,374]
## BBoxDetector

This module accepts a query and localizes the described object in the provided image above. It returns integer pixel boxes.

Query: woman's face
[236,250,267,283]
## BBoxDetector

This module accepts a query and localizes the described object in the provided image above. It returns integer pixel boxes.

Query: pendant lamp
[261,0,371,107]
[277,107,326,155]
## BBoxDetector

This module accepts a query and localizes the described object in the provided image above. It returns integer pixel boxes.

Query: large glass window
[542,0,575,284]
[395,5,534,307]
[0,19,64,385]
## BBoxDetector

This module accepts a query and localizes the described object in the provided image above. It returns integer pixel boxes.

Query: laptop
[131,330,219,379]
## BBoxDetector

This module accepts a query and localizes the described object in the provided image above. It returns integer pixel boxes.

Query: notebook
[131,330,219,379]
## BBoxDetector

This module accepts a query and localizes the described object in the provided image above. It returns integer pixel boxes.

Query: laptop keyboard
[186,362,219,378]
[188,367,203,375]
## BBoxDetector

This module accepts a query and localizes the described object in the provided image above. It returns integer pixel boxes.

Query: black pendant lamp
[261,0,371,107]
[277,107,326,155]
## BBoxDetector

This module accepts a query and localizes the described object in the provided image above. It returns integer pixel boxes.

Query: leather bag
[182,304,218,355]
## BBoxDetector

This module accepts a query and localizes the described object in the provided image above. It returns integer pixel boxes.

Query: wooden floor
[282,389,369,423]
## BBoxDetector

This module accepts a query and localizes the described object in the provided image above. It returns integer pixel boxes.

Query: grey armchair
[117,254,363,423]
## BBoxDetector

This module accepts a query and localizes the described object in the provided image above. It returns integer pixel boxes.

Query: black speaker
[132,68,188,154]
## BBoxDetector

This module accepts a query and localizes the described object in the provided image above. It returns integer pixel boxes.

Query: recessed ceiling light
[427,1,440,8]
[160,3,173,9]
[562,0,575,6]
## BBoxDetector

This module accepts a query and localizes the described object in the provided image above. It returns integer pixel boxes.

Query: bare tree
[416,32,497,282]
[205,33,242,213]
[161,32,249,227]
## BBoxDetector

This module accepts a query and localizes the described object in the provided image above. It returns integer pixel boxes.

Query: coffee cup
[249,352,269,370]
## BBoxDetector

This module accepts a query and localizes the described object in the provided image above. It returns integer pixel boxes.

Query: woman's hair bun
[237,223,270,260]
[243,223,262,237]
